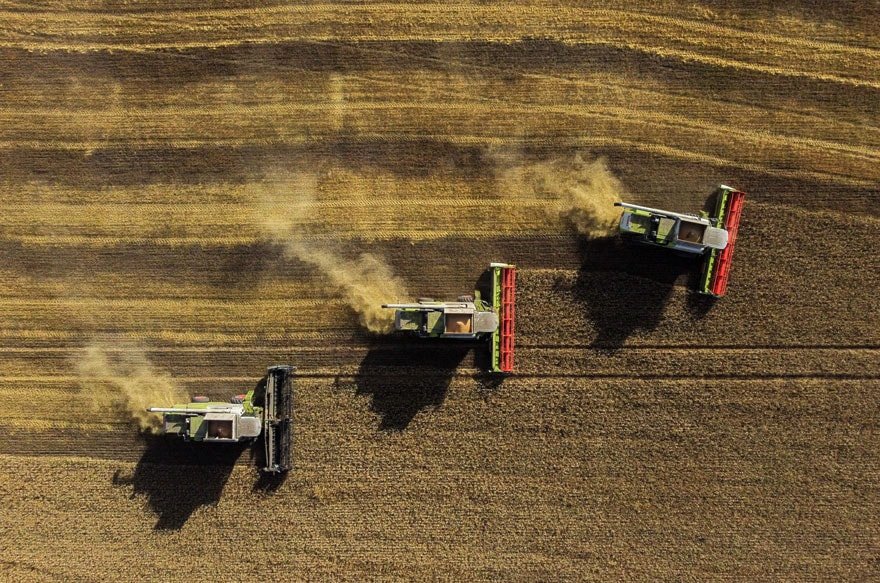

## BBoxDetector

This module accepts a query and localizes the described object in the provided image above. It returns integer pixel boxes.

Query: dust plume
[75,342,187,433]
[288,242,408,333]
[259,173,408,334]
[498,152,625,237]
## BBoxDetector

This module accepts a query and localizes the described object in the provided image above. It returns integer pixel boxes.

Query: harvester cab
[382,262,516,373]
[615,204,727,253]
[615,185,745,297]
[385,295,498,338]
[147,365,294,473]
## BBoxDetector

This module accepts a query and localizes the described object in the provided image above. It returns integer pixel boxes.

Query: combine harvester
[382,262,516,373]
[147,365,294,473]
[614,185,745,296]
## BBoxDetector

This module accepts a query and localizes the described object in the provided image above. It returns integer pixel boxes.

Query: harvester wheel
[417,297,434,303]
[192,395,210,403]
[457,295,474,303]
[230,394,245,404]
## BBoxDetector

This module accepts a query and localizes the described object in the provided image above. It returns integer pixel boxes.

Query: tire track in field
[3,61,879,162]
[0,135,872,192]
[6,37,874,121]
[0,4,877,87]
[1,43,877,192]
[0,199,577,241]
[1,109,874,189]
[5,98,876,176]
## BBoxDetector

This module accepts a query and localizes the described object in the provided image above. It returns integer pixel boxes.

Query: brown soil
[1,1,878,580]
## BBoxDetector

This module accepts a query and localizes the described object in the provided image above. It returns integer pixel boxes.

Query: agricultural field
[0,0,878,580]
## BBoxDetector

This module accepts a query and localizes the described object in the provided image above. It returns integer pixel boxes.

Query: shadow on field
[686,292,718,319]
[573,236,698,350]
[112,375,289,529]
[216,242,284,290]
[113,437,247,530]
[354,338,471,431]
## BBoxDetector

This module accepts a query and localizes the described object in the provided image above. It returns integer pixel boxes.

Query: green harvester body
[147,365,294,473]
[616,185,746,297]
[382,263,516,373]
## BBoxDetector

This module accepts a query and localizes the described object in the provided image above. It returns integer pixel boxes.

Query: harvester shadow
[113,435,247,530]
[574,236,698,350]
[113,374,290,528]
[470,335,507,394]
[354,339,471,431]
[473,371,507,394]
[686,293,718,319]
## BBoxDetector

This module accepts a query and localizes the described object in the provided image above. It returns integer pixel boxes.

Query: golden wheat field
[1,0,879,580]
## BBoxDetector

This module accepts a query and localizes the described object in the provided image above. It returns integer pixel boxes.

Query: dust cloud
[259,173,408,334]
[75,342,187,433]
[498,152,624,237]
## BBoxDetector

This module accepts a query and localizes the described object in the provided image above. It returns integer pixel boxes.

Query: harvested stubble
[1,375,878,579]
[0,0,878,580]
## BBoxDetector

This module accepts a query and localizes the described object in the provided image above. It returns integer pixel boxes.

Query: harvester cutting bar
[262,365,294,474]
[490,263,516,373]
[702,187,746,297]
[499,267,516,372]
